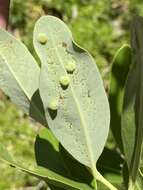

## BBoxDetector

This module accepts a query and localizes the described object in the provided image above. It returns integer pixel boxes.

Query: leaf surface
[109,45,131,151]
[0,142,93,190]
[0,29,46,126]
[35,127,93,185]
[134,171,143,190]
[34,16,110,179]
[121,16,143,187]
[35,127,69,177]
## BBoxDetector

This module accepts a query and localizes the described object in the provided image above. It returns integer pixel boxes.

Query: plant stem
[91,178,97,189]
[128,180,134,190]
[0,0,10,29]
[95,170,118,190]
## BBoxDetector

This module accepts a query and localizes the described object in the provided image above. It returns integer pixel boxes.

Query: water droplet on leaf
[37,33,47,44]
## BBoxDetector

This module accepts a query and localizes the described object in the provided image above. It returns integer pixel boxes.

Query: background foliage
[0,0,142,189]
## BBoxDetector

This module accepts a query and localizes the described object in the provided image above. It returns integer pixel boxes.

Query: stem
[95,171,118,190]
[0,0,10,29]
[91,178,97,189]
[128,179,134,190]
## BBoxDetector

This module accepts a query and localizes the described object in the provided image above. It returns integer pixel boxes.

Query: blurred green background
[0,0,143,189]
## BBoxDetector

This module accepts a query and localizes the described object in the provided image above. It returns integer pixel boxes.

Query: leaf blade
[0,29,47,126]
[35,127,93,185]
[109,44,131,151]
[0,142,93,190]
[34,16,110,177]
[121,16,143,187]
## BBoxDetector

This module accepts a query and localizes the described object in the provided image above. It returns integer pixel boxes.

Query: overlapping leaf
[35,128,93,185]
[0,29,46,126]
[0,142,93,190]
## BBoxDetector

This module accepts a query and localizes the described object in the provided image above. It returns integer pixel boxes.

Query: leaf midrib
[0,52,31,99]
[48,27,97,177]
[0,52,46,125]
[130,28,143,182]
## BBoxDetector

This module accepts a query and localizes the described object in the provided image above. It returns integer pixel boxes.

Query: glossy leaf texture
[0,28,47,126]
[109,45,131,151]
[121,16,143,188]
[0,142,93,190]
[33,15,110,179]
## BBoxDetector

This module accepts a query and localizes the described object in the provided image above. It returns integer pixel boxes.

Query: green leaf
[0,29,46,126]
[0,28,39,112]
[109,45,132,151]
[34,15,110,183]
[134,171,143,190]
[35,127,69,177]
[35,127,93,186]
[30,90,48,126]
[97,147,123,174]
[97,173,123,190]
[60,145,93,185]
[121,16,143,188]
[0,142,93,190]
[122,162,129,189]
[140,147,143,172]
[49,186,65,190]
[133,147,143,190]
